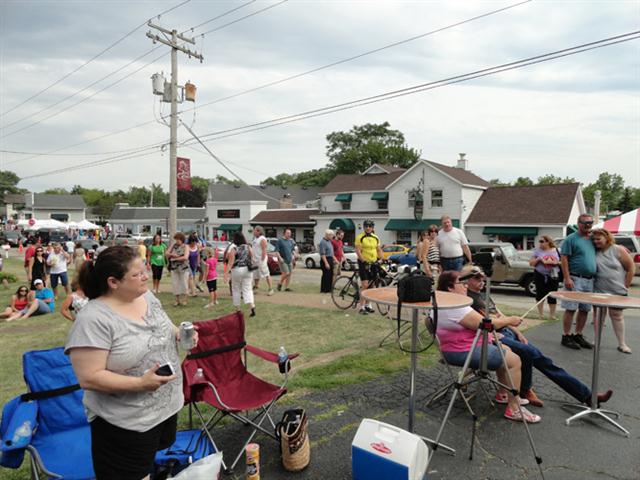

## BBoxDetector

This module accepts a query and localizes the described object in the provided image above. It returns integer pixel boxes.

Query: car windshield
[500,244,517,261]
[343,245,355,253]
[266,243,276,253]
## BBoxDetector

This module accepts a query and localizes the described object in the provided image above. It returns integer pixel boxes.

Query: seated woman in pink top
[434,271,541,423]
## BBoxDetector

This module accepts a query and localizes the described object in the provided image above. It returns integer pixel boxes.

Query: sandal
[617,345,632,354]
[504,406,541,423]
[495,392,529,406]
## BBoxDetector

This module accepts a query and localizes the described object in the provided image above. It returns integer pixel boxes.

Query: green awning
[334,193,352,202]
[385,218,460,231]
[371,192,388,201]
[482,226,538,236]
[218,224,242,231]
[329,218,355,231]
[566,224,578,234]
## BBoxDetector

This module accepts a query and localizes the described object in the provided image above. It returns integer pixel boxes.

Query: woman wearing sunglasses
[28,245,47,290]
[0,286,31,322]
[529,235,560,319]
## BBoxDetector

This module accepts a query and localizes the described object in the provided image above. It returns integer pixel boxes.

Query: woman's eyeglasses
[538,240,547,244]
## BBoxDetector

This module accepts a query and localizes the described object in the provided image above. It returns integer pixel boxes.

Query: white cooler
[352,419,429,480]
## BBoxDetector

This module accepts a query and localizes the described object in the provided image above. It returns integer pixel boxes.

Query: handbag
[396,271,437,353]
[276,408,310,472]
[555,248,564,283]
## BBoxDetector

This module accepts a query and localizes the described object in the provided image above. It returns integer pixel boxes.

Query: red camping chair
[183,311,298,472]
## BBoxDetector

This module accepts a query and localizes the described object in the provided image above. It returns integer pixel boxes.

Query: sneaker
[203,303,212,309]
[267,289,275,296]
[364,305,375,313]
[285,288,293,292]
[573,334,593,349]
[504,406,541,423]
[250,308,256,317]
[522,388,544,407]
[561,334,581,350]
[196,284,204,292]
[495,392,529,406]
[359,308,369,315]
[214,300,219,305]
[277,284,282,292]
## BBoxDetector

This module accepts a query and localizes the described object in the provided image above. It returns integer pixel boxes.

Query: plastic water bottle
[193,368,205,384]
[278,346,289,374]
[12,420,31,445]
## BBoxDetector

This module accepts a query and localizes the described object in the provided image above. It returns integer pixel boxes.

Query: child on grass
[203,247,218,308]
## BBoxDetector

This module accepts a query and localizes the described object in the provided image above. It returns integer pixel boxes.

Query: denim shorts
[50,272,68,289]
[560,275,594,312]
[442,344,504,370]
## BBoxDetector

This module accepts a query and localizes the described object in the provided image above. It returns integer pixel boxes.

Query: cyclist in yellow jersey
[355,219,384,314]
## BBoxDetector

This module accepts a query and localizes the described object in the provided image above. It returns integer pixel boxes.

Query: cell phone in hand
[155,363,175,377]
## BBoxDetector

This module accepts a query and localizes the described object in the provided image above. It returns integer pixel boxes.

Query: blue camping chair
[0,347,94,479]
[1,347,215,479]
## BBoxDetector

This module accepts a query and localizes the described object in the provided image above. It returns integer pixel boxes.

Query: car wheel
[523,275,536,297]
[305,258,315,269]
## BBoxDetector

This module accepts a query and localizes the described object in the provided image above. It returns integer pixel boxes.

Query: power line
[3,0,530,162]
[19,31,639,181]
[181,0,257,34]
[0,0,191,120]
[198,0,288,36]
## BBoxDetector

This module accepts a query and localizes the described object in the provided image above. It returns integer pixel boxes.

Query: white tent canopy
[75,219,100,230]
[25,219,69,231]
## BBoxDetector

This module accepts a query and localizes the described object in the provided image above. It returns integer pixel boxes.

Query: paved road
[215,308,640,480]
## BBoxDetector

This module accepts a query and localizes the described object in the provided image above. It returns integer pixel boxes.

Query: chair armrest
[245,345,299,363]
[1,396,37,454]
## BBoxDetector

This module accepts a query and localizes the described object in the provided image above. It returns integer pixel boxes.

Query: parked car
[0,230,27,247]
[555,234,640,276]
[265,243,281,275]
[468,242,537,296]
[302,245,358,270]
[388,246,418,265]
[381,244,410,260]
[206,241,231,261]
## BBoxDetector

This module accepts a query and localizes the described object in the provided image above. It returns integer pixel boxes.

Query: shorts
[358,261,374,281]
[279,261,292,274]
[252,259,270,279]
[442,344,504,371]
[91,414,177,480]
[151,264,164,281]
[206,279,218,292]
[50,272,68,289]
[560,275,594,312]
[31,299,51,316]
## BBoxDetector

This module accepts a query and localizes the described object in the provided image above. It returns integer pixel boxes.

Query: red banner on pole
[176,157,191,190]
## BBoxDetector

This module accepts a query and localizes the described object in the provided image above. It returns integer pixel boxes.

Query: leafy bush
[0,272,18,284]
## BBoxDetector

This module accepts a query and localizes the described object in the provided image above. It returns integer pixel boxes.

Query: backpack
[396,270,436,353]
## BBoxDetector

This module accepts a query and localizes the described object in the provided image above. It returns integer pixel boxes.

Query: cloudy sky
[1,0,638,193]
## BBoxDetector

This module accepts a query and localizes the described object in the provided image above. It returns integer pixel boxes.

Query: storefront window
[397,230,412,245]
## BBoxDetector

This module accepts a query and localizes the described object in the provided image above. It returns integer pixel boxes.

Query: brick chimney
[456,153,468,170]
[280,194,293,209]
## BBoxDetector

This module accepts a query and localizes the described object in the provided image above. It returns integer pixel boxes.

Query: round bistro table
[551,291,640,436]
[361,288,472,435]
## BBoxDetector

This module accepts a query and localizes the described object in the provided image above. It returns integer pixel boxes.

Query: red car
[266,243,281,275]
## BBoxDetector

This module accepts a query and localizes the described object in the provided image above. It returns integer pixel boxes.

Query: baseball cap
[459,265,485,281]
[34,279,44,285]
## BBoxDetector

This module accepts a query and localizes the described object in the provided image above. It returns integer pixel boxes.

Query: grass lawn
[0,256,433,479]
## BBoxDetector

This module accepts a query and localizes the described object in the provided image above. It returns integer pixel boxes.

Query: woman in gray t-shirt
[65,246,197,479]
[592,229,635,354]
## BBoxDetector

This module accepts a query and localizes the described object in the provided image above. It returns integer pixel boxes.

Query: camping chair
[0,347,94,480]
[182,311,298,472]
[423,315,492,410]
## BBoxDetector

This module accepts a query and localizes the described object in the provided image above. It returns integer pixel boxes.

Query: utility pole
[146,22,203,237]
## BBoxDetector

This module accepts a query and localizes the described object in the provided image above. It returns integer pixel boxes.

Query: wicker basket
[277,409,310,472]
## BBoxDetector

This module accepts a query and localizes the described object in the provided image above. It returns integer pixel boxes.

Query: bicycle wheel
[371,278,391,316]
[332,275,359,310]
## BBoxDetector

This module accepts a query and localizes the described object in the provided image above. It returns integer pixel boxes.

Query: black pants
[534,271,558,303]
[320,257,334,292]
[91,414,177,480]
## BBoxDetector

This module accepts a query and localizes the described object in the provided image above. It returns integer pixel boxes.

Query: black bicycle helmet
[363,219,375,227]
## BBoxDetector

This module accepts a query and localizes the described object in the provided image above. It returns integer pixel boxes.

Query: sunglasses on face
[579,221,593,225]
[538,240,546,243]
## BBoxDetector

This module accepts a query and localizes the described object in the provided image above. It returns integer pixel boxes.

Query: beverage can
[246,443,260,480]
[179,322,195,350]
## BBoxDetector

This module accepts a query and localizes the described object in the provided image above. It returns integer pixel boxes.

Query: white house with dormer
[310,155,490,246]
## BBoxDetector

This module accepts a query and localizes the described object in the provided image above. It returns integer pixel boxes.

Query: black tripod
[428,274,545,479]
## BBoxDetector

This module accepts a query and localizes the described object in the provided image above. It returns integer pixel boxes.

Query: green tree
[536,174,577,185]
[582,172,625,212]
[42,187,70,195]
[262,167,334,187]
[178,175,209,207]
[0,170,26,194]
[618,187,634,212]
[325,122,420,174]
[489,178,511,187]
[213,174,242,186]
[513,176,534,187]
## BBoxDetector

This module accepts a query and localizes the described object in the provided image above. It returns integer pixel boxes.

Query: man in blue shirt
[14,279,55,320]
[276,228,297,292]
[559,214,597,350]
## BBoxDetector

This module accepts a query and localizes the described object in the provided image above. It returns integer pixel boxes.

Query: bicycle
[331,261,392,314]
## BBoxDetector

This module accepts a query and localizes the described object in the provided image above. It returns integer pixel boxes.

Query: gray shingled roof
[34,194,86,209]
[320,171,406,194]
[425,160,490,188]
[110,206,206,221]
[466,183,580,225]
[208,184,321,208]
